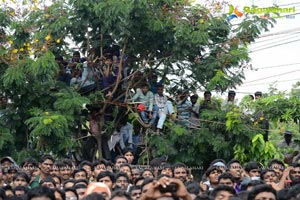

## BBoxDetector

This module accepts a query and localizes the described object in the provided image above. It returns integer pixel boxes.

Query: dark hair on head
[63,179,76,189]
[218,173,235,184]
[0,188,6,200]
[53,188,65,200]
[260,169,276,181]
[114,155,128,164]
[26,186,55,200]
[186,181,201,195]
[72,168,88,178]
[227,159,241,169]
[73,51,80,56]
[247,184,276,200]
[128,185,141,193]
[59,158,73,169]
[141,178,154,190]
[141,83,149,88]
[74,183,87,190]
[191,94,198,99]
[142,168,154,177]
[241,180,264,191]
[158,163,172,175]
[195,194,209,200]
[64,187,78,200]
[244,161,262,173]
[93,159,108,168]
[123,148,134,155]
[39,177,56,187]
[228,90,236,95]
[75,178,89,186]
[116,172,129,182]
[50,174,62,185]
[287,183,300,199]
[82,192,105,200]
[205,166,222,177]
[134,176,145,185]
[291,162,300,168]
[277,188,289,200]
[13,172,30,183]
[97,171,116,183]
[111,190,132,200]
[2,185,13,191]
[267,159,285,168]
[20,158,38,168]
[204,91,211,95]
[78,160,93,171]
[237,191,249,200]
[209,185,236,199]
[13,185,29,194]
[39,154,54,163]
[172,162,187,173]
[120,163,132,171]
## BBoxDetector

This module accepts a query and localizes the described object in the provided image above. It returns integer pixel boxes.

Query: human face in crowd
[55,191,64,200]
[51,165,60,176]
[204,94,211,101]
[142,86,149,95]
[161,167,173,177]
[76,188,86,200]
[15,189,26,197]
[73,54,80,63]
[248,169,261,178]
[124,152,134,164]
[269,163,284,179]
[52,176,62,189]
[120,166,132,180]
[104,58,112,67]
[219,178,234,188]
[22,163,36,176]
[6,170,17,183]
[214,190,235,200]
[142,170,154,179]
[41,181,55,189]
[65,190,77,200]
[173,167,187,182]
[5,189,14,198]
[115,158,127,169]
[130,188,142,200]
[13,176,28,187]
[82,165,92,179]
[99,176,114,190]
[191,97,198,105]
[262,171,277,183]
[60,166,72,181]
[39,159,54,176]
[208,170,222,185]
[254,192,276,200]
[228,162,242,180]
[116,176,129,190]
[290,166,300,183]
[131,168,140,181]
[74,171,87,180]
[93,164,107,178]
[157,87,164,96]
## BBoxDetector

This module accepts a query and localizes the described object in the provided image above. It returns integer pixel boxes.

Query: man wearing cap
[279,131,299,164]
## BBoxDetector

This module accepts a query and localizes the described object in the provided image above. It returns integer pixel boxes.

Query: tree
[0,0,277,163]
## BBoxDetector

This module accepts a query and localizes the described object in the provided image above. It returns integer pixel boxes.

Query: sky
[196,0,300,100]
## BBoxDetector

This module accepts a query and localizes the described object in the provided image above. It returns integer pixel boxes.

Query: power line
[241,78,300,87]
[250,34,300,51]
[249,37,300,53]
[243,69,300,84]
[253,62,300,70]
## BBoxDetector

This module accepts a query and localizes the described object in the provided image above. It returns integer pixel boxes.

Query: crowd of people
[1,153,300,200]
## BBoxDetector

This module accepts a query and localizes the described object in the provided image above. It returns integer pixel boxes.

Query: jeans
[140,105,159,125]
